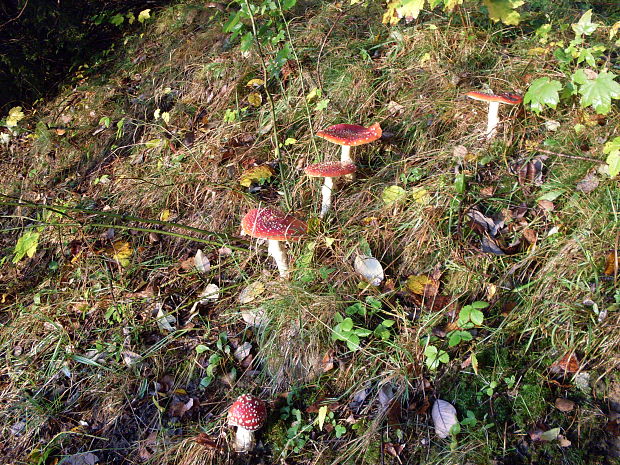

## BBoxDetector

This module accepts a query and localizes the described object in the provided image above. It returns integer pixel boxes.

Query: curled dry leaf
[155,304,176,332]
[555,398,575,412]
[576,171,599,194]
[384,442,405,459]
[354,254,384,286]
[233,342,252,361]
[238,281,266,304]
[121,350,141,367]
[240,306,270,327]
[198,284,220,303]
[168,397,195,418]
[431,399,458,439]
[194,249,210,273]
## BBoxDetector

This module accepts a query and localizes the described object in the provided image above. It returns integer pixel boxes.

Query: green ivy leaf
[575,70,620,115]
[571,10,598,36]
[524,77,563,114]
[604,137,620,178]
[13,230,40,263]
[483,0,524,26]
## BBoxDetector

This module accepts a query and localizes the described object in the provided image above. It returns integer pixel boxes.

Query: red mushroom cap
[316,123,382,147]
[228,394,267,431]
[241,207,307,242]
[465,91,523,105]
[304,161,357,178]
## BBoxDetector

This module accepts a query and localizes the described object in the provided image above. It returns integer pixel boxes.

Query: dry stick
[536,148,603,164]
[0,198,247,249]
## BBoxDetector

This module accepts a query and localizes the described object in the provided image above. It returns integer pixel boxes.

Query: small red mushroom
[316,123,382,180]
[465,91,522,140]
[227,394,267,452]
[241,207,306,278]
[304,161,356,218]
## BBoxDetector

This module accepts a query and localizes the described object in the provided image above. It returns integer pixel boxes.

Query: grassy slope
[0,1,619,464]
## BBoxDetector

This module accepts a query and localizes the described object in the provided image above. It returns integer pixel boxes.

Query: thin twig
[536,148,603,164]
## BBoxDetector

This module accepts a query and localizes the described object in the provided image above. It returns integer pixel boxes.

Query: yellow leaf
[383,0,425,25]
[239,165,274,187]
[412,187,430,204]
[406,275,432,295]
[109,241,133,267]
[444,0,462,11]
[246,78,265,87]
[527,47,549,56]
[471,353,479,375]
[6,106,25,127]
[161,112,171,124]
[419,52,431,64]
[138,9,151,23]
[324,237,336,248]
[160,209,171,221]
[317,405,328,430]
[483,0,524,26]
[610,21,620,40]
[248,92,263,107]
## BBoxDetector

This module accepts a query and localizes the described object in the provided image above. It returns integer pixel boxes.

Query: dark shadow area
[0,0,173,111]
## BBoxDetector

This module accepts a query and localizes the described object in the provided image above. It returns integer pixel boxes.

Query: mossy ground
[1,1,619,464]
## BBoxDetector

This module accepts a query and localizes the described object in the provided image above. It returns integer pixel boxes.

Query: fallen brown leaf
[550,353,580,375]
[604,251,618,276]
[195,432,223,450]
[384,442,405,459]
[555,398,575,412]
[576,171,599,194]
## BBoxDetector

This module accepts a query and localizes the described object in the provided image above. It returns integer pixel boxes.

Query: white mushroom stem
[340,145,355,180]
[486,101,500,140]
[340,145,352,163]
[234,427,256,452]
[267,239,288,278]
[319,177,334,218]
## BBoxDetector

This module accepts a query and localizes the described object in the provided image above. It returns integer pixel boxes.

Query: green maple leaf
[483,0,524,26]
[574,70,620,115]
[524,77,563,114]
[604,137,620,178]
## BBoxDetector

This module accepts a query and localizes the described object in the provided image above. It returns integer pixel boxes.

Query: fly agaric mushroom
[227,394,267,452]
[241,207,306,279]
[465,91,523,140]
[316,123,382,180]
[304,161,357,218]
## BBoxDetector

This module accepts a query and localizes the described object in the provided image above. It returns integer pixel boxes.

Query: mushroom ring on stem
[316,123,382,180]
[241,207,307,279]
[304,161,357,218]
[227,394,267,452]
[465,91,522,140]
